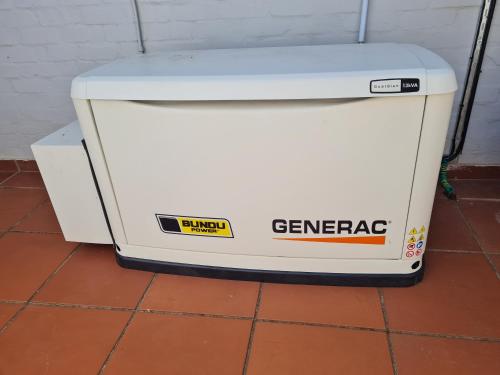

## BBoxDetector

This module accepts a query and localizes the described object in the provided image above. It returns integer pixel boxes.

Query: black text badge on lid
[370,78,420,93]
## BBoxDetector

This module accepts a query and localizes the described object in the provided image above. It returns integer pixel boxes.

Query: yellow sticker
[418,234,425,241]
[419,225,426,233]
[408,236,417,243]
[156,215,233,238]
[409,228,417,235]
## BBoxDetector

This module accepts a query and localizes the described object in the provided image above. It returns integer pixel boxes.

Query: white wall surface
[460,6,500,164]
[0,0,497,164]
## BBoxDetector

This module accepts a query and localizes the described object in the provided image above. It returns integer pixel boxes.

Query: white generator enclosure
[32,121,112,244]
[36,43,457,286]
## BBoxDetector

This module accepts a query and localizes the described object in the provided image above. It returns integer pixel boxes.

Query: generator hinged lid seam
[71,43,457,101]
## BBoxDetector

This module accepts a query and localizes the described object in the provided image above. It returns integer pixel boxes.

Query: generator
[33,43,457,286]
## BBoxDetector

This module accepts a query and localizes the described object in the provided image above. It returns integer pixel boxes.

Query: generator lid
[71,43,457,101]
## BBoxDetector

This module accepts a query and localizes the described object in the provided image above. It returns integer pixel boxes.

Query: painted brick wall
[461,7,500,164]
[1,0,496,164]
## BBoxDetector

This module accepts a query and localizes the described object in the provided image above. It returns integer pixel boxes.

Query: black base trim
[116,253,424,287]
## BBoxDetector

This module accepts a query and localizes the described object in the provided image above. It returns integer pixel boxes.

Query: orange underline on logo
[273,235,386,245]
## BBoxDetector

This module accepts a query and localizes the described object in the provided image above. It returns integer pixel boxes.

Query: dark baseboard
[116,252,425,287]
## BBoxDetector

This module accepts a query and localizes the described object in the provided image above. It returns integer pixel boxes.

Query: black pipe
[445,0,496,162]
[440,0,496,199]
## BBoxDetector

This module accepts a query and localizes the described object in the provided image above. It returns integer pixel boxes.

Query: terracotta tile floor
[0,164,499,374]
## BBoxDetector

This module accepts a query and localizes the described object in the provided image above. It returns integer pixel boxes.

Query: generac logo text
[272,219,388,245]
[272,219,387,234]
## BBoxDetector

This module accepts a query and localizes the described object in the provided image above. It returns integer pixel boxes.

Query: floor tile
[435,185,448,200]
[258,283,384,328]
[491,255,500,272]
[104,313,251,375]
[449,165,500,179]
[0,305,130,375]
[246,322,392,375]
[0,188,48,231]
[14,200,61,233]
[0,233,77,301]
[141,274,259,317]
[17,160,39,172]
[0,303,22,327]
[392,334,500,375]
[35,244,152,308]
[453,179,500,200]
[459,200,500,253]
[0,160,17,172]
[1,172,44,188]
[383,252,500,338]
[427,198,480,251]
[0,171,15,184]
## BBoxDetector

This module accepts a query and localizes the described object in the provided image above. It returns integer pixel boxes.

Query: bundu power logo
[156,214,233,238]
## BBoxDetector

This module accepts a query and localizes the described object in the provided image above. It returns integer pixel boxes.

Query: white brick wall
[461,7,500,164]
[0,0,497,164]
[0,0,137,158]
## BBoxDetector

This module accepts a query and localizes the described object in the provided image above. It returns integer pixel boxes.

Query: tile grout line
[253,318,500,343]
[29,301,135,313]
[459,197,500,202]
[389,329,500,343]
[0,300,26,305]
[428,248,482,254]
[241,282,263,375]
[97,272,157,375]
[10,229,62,235]
[28,244,83,303]
[428,248,499,255]
[2,191,50,236]
[378,288,398,375]
[448,181,500,182]
[0,242,82,335]
[256,317,386,333]
[447,178,500,181]
[10,300,254,321]
[139,308,254,321]
[0,172,17,185]
[456,198,500,279]
[2,295,499,343]
[0,170,20,186]
[13,160,21,173]
[0,186,45,190]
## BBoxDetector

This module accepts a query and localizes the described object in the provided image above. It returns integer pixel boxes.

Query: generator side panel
[72,99,127,245]
[32,121,112,244]
[403,93,455,261]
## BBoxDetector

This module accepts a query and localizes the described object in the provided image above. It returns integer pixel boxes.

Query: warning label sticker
[156,214,233,238]
[406,224,426,257]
